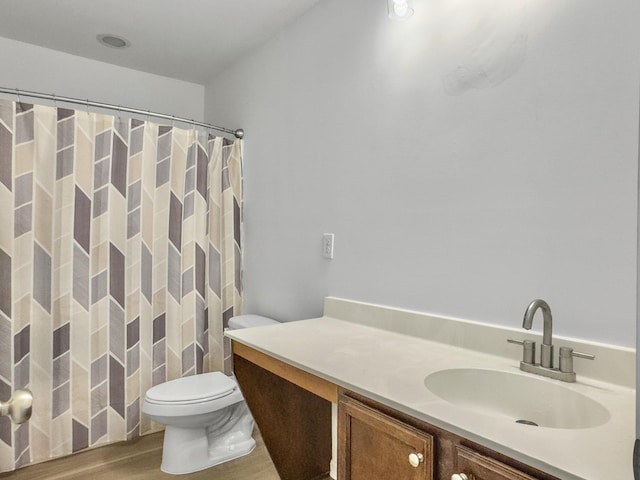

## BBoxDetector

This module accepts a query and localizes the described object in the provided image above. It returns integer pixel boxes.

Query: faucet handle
[559,347,595,374]
[507,339,536,365]
[571,350,596,360]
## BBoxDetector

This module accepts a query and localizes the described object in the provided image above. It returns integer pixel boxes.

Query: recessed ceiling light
[97,34,131,49]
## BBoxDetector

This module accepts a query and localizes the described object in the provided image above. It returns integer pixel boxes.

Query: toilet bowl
[142,314,278,475]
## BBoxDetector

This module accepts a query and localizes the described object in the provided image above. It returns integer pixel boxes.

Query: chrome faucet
[522,299,554,368]
[508,299,595,382]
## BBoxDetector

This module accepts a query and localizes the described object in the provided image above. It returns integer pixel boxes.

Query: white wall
[205,0,640,347]
[0,37,204,120]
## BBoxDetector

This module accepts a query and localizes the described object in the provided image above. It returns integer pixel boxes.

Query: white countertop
[226,315,635,480]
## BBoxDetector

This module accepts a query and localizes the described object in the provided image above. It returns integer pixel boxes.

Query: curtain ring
[85,99,90,115]
[14,88,21,105]
[146,110,151,122]
[52,94,57,108]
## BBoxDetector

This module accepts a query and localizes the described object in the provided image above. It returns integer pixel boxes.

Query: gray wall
[205,0,640,347]
[0,37,205,120]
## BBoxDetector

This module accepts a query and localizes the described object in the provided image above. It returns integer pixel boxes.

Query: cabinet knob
[451,474,469,480]
[408,452,424,467]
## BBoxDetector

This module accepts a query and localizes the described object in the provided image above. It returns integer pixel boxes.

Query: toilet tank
[228,314,279,330]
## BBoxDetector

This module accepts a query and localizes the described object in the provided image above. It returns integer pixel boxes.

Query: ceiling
[0,0,322,85]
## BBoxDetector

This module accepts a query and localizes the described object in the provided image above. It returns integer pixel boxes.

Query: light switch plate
[322,233,334,259]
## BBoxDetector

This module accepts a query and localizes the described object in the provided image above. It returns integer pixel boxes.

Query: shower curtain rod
[0,87,245,139]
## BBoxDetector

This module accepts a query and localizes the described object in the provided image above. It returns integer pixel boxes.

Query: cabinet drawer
[339,395,434,480]
[454,445,540,480]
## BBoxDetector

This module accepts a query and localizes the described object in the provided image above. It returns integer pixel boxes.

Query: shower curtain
[0,99,243,472]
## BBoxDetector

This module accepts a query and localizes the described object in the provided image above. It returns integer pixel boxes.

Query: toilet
[142,314,279,475]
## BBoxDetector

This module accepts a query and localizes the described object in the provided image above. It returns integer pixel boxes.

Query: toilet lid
[145,372,236,404]
[228,314,278,330]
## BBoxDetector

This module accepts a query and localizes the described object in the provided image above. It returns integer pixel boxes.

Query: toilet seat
[145,372,236,405]
[143,372,245,418]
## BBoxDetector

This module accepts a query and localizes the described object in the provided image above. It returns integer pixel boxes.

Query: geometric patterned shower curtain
[0,99,243,473]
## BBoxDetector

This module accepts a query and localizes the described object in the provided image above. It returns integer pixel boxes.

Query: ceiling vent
[97,34,131,49]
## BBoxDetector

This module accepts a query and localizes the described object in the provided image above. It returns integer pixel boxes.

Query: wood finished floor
[0,429,333,480]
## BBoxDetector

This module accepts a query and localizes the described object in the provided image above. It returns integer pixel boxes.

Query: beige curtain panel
[0,99,243,473]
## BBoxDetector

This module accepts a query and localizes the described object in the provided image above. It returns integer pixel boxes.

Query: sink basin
[424,368,610,429]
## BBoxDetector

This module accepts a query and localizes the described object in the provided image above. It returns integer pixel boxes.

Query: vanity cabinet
[230,340,561,480]
[339,395,434,480]
[454,445,538,480]
[338,391,558,480]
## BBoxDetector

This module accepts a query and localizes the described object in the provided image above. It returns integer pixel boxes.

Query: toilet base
[161,436,256,475]
[159,402,256,475]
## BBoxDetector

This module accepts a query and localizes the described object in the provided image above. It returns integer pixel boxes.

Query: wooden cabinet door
[454,445,541,480]
[339,395,434,480]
